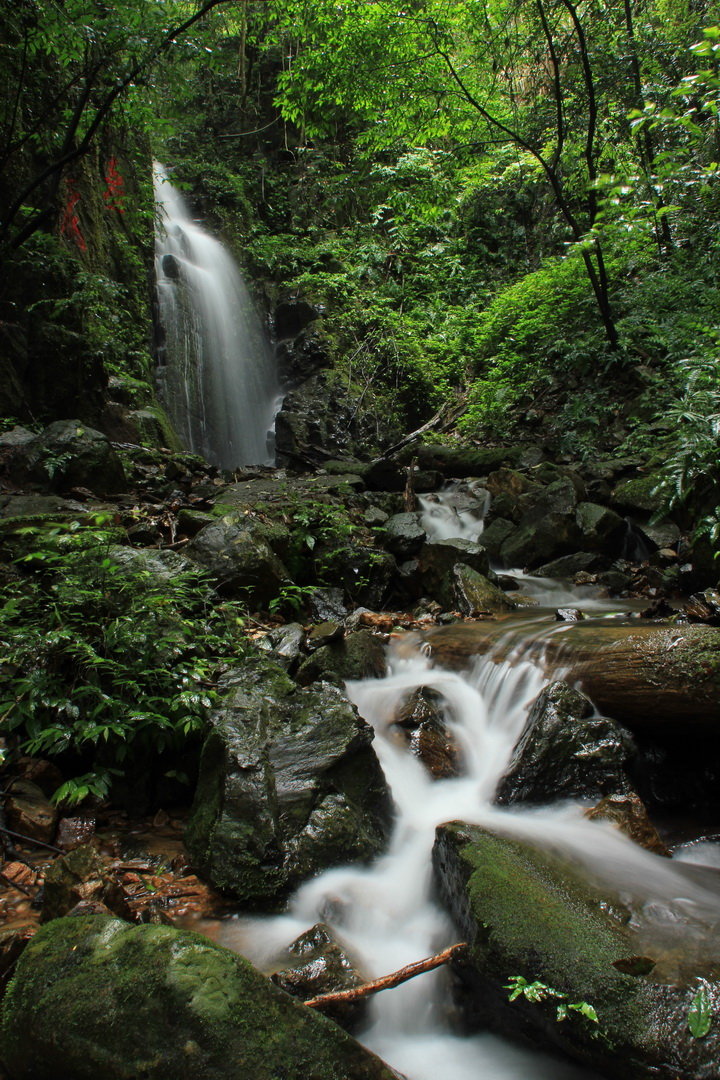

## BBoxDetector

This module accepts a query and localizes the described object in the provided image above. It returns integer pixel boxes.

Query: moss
[0,917,399,1080]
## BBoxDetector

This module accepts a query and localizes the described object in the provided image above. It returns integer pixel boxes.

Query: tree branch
[304,943,468,1009]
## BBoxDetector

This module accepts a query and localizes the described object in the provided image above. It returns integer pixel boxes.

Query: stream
[209,487,720,1078]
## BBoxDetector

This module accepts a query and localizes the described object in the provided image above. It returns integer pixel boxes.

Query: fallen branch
[304,942,467,1009]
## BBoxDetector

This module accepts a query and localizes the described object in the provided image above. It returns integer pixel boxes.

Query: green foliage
[688,984,713,1038]
[652,352,720,545]
[0,518,250,806]
[506,976,599,1025]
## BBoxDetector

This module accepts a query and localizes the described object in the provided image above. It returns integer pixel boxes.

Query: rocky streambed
[2,421,720,1079]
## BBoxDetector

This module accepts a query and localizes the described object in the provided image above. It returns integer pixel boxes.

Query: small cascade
[419,481,490,542]
[153,162,280,468]
[217,618,720,1079]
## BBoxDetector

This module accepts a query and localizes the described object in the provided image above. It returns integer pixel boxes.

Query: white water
[217,623,720,1079]
[419,481,490,543]
[153,163,280,469]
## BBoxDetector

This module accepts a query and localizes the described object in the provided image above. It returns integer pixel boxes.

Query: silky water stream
[153,163,280,468]
[216,487,720,1078]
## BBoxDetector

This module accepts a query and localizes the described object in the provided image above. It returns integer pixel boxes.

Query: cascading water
[217,607,720,1079]
[419,481,490,543]
[153,162,280,469]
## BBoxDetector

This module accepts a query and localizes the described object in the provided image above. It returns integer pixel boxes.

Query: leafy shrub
[0,519,250,806]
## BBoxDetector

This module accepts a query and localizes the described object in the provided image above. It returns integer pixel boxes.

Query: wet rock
[555,607,583,622]
[16,420,126,495]
[517,477,579,523]
[295,631,387,688]
[415,540,490,608]
[271,923,366,1030]
[274,298,320,340]
[452,565,516,616]
[306,621,345,651]
[683,589,720,625]
[476,518,515,560]
[186,515,290,604]
[499,513,583,570]
[585,794,670,856]
[55,816,97,852]
[495,682,636,805]
[256,622,306,671]
[5,780,58,845]
[392,687,462,780]
[319,545,396,609]
[309,587,348,622]
[0,916,401,1080]
[575,502,627,553]
[276,329,330,387]
[382,512,426,557]
[185,657,393,906]
[41,844,134,924]
[484,468,538,500]
[433,822,720,1079]
[535,551,608,577]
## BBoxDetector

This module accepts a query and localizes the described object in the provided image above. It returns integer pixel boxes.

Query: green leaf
[688,987,713,1038]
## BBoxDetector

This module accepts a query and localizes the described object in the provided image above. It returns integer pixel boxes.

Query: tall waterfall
[153,163,279,469]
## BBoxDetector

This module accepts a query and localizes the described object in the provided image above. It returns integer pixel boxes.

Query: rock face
[433,823,720,1080]
[185,657,393,905]
[0,916,401,1080]
[495,682,636,805]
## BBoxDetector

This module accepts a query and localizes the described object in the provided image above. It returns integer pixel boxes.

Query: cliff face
[0,130,156,427]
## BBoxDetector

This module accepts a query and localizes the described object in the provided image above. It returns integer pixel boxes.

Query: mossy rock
[433,823,720,1079]
[611,474,665,517]
[0,916,401,1080]
[414,444,523,476]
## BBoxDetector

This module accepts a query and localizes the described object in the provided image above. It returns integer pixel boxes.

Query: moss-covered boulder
[433,823,720,1079]
[185,657,393,905]
[610,474,665,517]
[0,916,401,1080]
[495,682,636,805]
[452,564,517,616]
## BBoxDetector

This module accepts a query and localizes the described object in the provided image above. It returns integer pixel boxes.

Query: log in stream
[414,620,720,727]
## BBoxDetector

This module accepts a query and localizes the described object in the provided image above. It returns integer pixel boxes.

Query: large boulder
[433,823,720,1079]
[185,657,393,905]
[495,682,636,805]
[185,515,290,603]
[414,539,491,608]
[452,565,517,616]
[0,916,401,1080]
[16,420,126,495]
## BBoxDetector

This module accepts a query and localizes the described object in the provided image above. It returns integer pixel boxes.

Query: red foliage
[103,157,126,213]
[60,178,87,251]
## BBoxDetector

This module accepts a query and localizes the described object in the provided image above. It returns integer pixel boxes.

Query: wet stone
[393,687,463,780]
[271,922,366,1031]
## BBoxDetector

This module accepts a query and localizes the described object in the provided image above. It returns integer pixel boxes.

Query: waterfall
[153,163,280,469]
